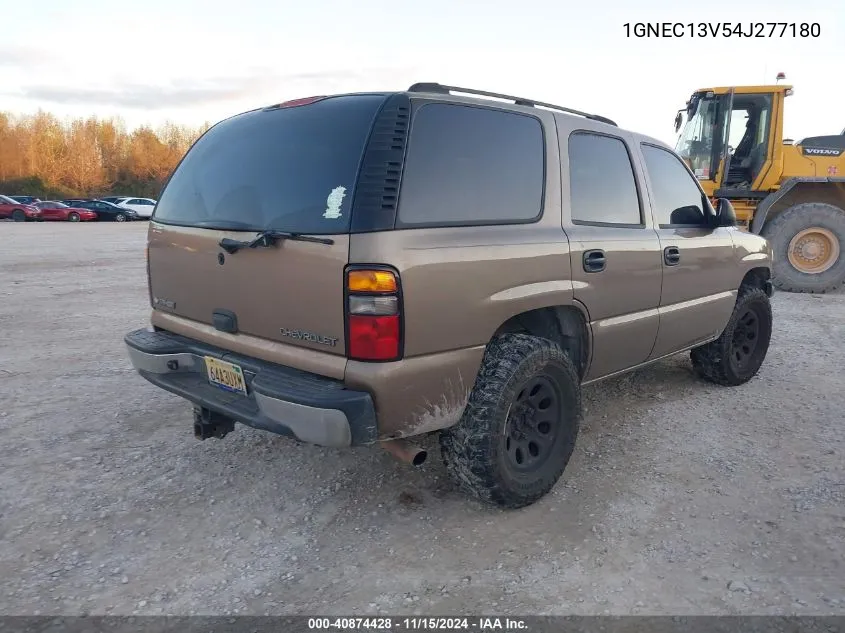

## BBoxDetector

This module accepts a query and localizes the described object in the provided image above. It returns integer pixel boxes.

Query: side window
[568,132,642,225]
[641,144,708,227]
[397,103,544,227]
[127,199,142,205]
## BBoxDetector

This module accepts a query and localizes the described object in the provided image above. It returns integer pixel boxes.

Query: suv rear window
[152,94,387,234]
[396,103,545,227]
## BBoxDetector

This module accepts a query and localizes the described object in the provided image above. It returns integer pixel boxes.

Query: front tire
[68,212,80,222]
[761,202,845,293]
[12,209,26,222]
[690,286,772,386]
[439,333,582,509]
[115,213,126,222]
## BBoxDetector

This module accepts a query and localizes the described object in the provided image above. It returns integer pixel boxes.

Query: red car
[34,200,98,222]
[0,194,40,221]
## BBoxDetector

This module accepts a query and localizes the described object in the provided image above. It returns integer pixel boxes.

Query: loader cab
[722,93,773,187]
[674,85,788,196]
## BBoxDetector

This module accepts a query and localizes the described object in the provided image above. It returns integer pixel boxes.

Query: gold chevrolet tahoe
[125,83,774,508]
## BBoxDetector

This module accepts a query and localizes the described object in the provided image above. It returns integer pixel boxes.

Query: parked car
[8,195,41,205]
[0,194,41,221]
[64,199,139,222]
[34,200,98,222]
[123,83,773,509]
[115,197,156,219]
[99,196,133,204]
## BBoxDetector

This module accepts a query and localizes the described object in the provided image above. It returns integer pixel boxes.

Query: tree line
[0,110,211,200]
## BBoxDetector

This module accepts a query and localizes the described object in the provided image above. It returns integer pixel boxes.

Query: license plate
[204,356,247,396]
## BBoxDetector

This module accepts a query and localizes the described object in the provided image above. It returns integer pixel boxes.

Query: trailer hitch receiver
[193,407,236,440]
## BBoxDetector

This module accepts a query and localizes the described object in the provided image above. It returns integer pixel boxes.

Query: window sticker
[323,186,347,219]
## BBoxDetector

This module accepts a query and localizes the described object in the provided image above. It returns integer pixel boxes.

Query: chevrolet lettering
[152,297,176,310]
[279,328,338,347]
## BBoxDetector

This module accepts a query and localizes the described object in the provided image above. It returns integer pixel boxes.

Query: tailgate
[148,223,349,354]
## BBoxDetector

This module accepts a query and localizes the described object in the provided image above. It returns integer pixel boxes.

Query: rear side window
[396,103,544,227]
[641,144,708,227]
[153,95,386,234]
[568,132,642,226]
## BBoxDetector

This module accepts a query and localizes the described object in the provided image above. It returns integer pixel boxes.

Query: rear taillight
[346,268,402,362]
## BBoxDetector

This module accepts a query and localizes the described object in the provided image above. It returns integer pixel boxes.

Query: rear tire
[761,202,845,293]
[690,286,772,386]
[439,333,582,509]
[68,212,80,222]
[114,213,126,222]
[12,209,26,222]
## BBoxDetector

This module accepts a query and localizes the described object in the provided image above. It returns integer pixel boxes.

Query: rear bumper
[124,328,377,447]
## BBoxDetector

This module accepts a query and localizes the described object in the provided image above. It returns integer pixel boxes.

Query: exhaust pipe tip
[381,439,427,467]
[411,449,428,467]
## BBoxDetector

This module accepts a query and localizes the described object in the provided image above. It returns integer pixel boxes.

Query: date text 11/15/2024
[624,22,821,37]
[307,617,528,630]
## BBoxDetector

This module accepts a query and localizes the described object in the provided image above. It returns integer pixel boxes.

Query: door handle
[664,246,681,266]
[583,249,606,273]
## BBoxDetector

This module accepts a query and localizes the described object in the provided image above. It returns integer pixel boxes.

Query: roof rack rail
[407,82,618,127]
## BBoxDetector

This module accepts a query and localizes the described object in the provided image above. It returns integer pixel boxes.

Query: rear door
[637,142,737,358]
[562,128,663,381]
[136,199,156,217]
[0,198,13,218]
[148,94,389,356]
[40,203,60,220]
[89,201,115,218]
[122,198,144,215]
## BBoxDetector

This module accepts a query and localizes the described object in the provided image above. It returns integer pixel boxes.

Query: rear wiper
[218,230,334,254]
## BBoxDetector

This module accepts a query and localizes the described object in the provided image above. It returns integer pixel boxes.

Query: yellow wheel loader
[674,78,845,293]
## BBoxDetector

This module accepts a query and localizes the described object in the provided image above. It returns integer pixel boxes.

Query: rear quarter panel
[347,224,578,438]
[345,109,582,437]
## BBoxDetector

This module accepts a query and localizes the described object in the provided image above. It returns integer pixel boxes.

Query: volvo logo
[802,147,843,157]
[153,296,176,310]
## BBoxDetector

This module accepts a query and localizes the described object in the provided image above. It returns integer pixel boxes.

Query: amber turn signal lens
[347,269,397,293]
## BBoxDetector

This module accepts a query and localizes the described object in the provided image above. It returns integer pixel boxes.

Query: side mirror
[674,111,683,133]
[715,198,737,227]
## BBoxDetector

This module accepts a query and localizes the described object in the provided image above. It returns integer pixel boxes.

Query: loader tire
[761,202,845,293]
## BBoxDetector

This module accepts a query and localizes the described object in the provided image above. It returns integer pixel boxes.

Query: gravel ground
[1,221,843,617]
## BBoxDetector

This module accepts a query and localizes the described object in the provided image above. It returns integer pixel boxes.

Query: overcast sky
[1,0,843,145]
